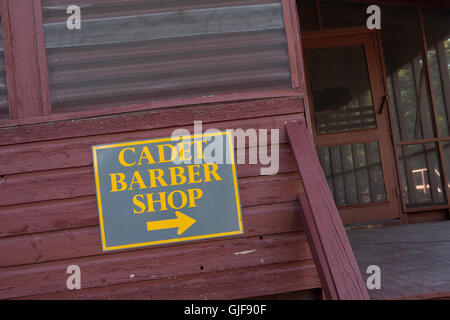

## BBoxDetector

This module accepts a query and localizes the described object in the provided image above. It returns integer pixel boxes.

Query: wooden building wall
[0,95,320,299]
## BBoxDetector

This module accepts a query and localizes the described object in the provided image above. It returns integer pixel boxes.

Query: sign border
[92,131,243,252]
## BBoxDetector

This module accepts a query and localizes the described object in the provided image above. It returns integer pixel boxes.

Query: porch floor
[347,220,450,300]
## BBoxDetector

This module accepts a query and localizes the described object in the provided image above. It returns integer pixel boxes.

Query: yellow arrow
[147,211,196,235]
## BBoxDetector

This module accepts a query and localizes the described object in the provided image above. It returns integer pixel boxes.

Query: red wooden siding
[17,260,319,300]
[0,0,50,119]
[0,96,320,299]
[0,14,7,118]
[0,96,300,146]
[0,0,319,299]
[287,120,369,300]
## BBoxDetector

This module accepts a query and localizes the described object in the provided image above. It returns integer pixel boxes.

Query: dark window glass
[320,0,366,29]
[297,0,320,31]
[319,142,387,206]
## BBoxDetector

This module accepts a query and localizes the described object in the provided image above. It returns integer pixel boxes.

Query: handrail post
[286,119,370,300]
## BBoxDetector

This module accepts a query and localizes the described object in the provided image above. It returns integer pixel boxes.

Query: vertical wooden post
[0,0,50,119]
[286,119,370,300]
[281,0,306,90]
[435,40,450,135]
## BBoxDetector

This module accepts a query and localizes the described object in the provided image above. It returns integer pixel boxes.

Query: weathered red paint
[286,119,370,300]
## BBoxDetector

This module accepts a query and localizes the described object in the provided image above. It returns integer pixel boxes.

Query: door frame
[301,27,404,225]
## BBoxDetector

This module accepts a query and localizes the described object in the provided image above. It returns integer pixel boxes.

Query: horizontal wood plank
[0,161,303,206]
[0,201,304,267]
[0,172,303,236]
[20,260,320,300]
[1,144,292,182]
[0,96,302,146]
[0,231,311,299]
[0,114,299,175]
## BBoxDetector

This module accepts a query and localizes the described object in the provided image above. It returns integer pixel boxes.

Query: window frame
[0,0,50,120]
[0,0,305,128]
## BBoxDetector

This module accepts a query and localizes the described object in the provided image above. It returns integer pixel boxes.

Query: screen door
[303,28,401,225]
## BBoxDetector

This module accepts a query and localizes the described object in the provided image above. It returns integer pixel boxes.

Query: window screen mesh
[42,0,291,113]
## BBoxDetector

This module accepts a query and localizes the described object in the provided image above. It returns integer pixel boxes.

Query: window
[306,44,376,134]
[42,0,292,113]
[383,6,450,208]
[0,0,302,123]
[300,0,450,211]
[319,142,387,206]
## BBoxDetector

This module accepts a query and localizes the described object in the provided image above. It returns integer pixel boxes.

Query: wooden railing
[286,118,369,300]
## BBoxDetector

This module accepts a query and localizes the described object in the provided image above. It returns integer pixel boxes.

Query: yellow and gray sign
[92,131,243,252]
